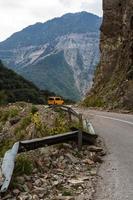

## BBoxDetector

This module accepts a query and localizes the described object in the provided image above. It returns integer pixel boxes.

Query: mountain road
[74,108,133,200]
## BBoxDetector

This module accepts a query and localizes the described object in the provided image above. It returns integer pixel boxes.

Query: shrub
[9,108,19,118]
[14,115,31,139]
[0,90,7,105]
[0,139,14,157]
[0,108,19,123]
[83,96,105,107]
[31,105,39,114]
[14,155,33,176]
[0,110,10,122]
[20,115,31,130]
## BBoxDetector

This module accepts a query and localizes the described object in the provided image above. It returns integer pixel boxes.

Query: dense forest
[0,60,56,104]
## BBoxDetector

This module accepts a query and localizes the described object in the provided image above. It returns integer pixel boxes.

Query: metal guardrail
[48,105,80,119]
[0,142,20,193]
[0,105,97,193]
[50,105,96,136]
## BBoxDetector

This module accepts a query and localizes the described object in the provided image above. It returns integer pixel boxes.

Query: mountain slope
[0,60,55,104]
[20,51,80,100]
[84,0,133,110]
[0,12,101,101]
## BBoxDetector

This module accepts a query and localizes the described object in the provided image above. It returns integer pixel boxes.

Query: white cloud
[81,0,102,15]
[0,0,102,41]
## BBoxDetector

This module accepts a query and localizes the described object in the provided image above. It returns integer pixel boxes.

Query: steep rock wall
[84,0,133,109]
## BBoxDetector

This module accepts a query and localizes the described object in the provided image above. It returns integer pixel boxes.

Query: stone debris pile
[0,142,104,200]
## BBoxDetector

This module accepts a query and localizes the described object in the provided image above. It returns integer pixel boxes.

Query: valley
[0,12,101,101]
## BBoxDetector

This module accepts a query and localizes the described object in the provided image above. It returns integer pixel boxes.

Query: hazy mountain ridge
[0,12,101,100]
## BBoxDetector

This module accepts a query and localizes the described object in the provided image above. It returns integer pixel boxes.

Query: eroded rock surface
[85,0,133,110]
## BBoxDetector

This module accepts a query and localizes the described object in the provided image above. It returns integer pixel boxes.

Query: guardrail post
[68,108,72,123]
[78,114,83,150]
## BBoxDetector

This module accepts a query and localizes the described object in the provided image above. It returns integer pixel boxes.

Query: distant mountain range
[0,12,101,101]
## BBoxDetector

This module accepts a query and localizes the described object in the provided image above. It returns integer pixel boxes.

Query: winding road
[75,108,133,200]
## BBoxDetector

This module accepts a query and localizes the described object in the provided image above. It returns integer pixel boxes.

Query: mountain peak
[0,12,101,49]
[61,11,99,18]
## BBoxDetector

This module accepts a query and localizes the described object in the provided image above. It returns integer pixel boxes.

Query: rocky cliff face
[84,0,133,110]
[0,12,101,101]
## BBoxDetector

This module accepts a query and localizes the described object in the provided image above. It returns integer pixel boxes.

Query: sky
[0,0,103,42]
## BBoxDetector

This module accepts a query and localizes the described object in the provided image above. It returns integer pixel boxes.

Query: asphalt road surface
[75,108,133,200]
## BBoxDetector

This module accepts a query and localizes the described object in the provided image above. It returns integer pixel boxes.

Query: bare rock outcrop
[85,0,133,110]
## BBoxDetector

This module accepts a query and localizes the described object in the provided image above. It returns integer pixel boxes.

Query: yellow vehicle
[48,96,64,105]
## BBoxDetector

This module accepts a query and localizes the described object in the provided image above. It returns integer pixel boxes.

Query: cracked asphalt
[75,108,133,200]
